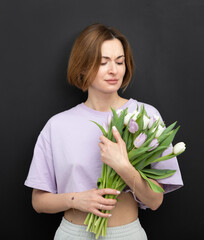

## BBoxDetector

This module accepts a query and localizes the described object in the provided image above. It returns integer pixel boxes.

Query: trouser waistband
[59,217,143,238]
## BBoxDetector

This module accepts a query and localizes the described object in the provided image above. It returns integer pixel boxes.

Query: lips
[105,79,118,84]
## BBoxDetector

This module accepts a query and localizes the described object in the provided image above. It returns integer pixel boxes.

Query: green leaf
[146,119,160,138]
[111,108,118,126]
[157,122,177,143]
[135,106,145,134]
[122,126,130,145]
[127,133,134,152]
[128,146,152,161]
[140,130,157,148]
[134,146,167,170]
[151,153,174,164]
[135,127,180,170]
[138,170,164,193]
[152,150,185,164]
[161,121,177,135]
[159,126,180,147]
[115,108,127,136]
[142,168,176,179]
[90,121,107,137]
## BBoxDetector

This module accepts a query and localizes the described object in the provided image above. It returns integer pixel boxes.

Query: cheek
[120,66,126,79]
[91,73,102,87]
[93,68,106,82]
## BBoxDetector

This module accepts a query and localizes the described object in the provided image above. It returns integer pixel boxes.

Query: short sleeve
[125,103,184,209]
[24,121,57,193]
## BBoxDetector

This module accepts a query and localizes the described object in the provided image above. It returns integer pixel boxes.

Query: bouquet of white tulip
[84,105,186,239]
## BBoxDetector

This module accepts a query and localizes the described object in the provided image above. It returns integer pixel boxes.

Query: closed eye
[100,60,125,66]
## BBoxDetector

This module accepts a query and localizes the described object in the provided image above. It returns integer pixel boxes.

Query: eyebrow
[101,55,125,60]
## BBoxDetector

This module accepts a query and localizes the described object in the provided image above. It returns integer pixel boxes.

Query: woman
[25,23,183,239]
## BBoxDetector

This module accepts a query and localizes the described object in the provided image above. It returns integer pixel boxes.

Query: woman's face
[89,38,126,94]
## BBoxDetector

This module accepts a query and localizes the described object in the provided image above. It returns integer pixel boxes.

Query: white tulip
[152,127,156,133]
[116,109,123,116]
[143,115,150,130]
[132,110,139,121]
[124,113,132,125]
[173,142,186,154]
[155,125,165,138]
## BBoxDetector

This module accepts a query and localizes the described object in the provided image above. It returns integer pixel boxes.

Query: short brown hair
[67,23,134,92]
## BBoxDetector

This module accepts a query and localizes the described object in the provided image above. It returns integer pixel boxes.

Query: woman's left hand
[98,126,130,172]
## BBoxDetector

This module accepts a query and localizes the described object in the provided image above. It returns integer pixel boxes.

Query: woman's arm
[98,126,163,210]
[115,163,163,210]
[32,188,119,217]
[32,189,74,214]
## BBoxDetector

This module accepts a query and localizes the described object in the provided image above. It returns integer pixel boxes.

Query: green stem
[102,218,108,237]
[86,213,94,232]
[95,217,106,239]
[84,212,91,225]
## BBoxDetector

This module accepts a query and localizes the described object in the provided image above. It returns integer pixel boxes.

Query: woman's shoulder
[40,103,84,134]
[50,104,81,121]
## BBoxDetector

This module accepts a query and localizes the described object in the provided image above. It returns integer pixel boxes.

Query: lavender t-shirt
[24,98,183,209]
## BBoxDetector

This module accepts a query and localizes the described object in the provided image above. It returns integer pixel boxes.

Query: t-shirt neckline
[80,98,134,116]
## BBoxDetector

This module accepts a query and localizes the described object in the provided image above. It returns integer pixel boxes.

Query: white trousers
[54,217,148,240]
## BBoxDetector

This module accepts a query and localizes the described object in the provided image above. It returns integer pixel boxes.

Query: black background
[1,0,204,239]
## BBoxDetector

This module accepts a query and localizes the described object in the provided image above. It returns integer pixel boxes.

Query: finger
[98,142,105,151]
[99,135,111,144]
[93,209,112,218]
[97,188,120,196]
[112,126,122,143]
[99,198,117,206]
[98,203,115,211]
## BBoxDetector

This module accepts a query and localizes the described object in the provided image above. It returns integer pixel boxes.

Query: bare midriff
[64,192,138,227]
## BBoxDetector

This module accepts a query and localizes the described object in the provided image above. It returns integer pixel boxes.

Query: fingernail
[116,190,121,194]
[112,126,117,131]
[108,214,112,217]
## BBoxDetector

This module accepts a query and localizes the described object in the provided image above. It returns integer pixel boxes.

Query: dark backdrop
[1,0,204,239]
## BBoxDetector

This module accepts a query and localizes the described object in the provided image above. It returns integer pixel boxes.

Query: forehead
[101,39,124,57]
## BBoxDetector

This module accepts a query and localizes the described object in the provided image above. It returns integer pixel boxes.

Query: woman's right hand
[71,188,120,218]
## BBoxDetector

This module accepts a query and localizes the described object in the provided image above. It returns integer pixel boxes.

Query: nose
[108,62,117,75]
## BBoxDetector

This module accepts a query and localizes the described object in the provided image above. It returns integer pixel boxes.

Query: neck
[85,90,125,112]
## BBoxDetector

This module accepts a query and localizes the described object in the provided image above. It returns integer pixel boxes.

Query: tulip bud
[173,142,186,154]
[116,109,123,117]
[155,125,165,138]
[129,119,139,133]
[124,113,132,125]
[143,115,150,130]
[148,138,159,151]
[148,116,156,129]
[133,133,147,148]
[132,110,139,121]
[152,127,156,133]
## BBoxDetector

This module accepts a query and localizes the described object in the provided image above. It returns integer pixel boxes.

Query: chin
[103,85,121,94]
